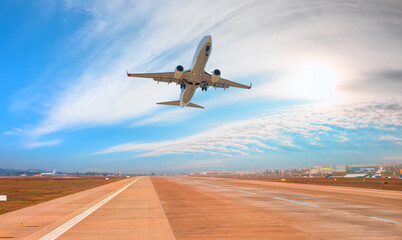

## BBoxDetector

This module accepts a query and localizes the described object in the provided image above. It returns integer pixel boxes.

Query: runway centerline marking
[369,216,399,224]
[273,197,320,208]
[39,177,142,240]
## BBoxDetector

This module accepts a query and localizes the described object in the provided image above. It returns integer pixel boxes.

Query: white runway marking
[39,177,142,240]
[369,216,399,224]
[273,197,320,207]
[235,189,257,195]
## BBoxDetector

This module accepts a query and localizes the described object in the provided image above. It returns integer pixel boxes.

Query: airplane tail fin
[373,167,383,177]
[374,167,383,175]
[157,101,204,109]
[53,169,56,174]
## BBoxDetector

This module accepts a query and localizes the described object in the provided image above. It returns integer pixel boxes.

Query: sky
[1,0,401,173]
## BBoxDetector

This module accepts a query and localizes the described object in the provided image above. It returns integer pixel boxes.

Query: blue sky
[1,0,402,173]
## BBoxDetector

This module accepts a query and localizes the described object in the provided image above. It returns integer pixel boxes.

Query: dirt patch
[0,176,123,215]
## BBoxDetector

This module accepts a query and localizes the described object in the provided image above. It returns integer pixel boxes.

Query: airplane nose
[204,35,212,43]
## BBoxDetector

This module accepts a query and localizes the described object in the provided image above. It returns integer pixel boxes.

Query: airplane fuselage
[180,36,212,107]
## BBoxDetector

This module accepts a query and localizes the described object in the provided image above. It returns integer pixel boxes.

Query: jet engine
[174,65,184,79]
[211,69,221,83]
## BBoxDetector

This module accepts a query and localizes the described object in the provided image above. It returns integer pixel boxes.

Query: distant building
[350,167,375,172]
[320,168,333,174]
[310,168,320,174]
[334,165,346,172]
[350,163,375,167]
[310,165,323,174]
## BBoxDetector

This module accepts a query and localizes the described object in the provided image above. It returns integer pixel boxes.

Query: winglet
[249,82,252,89]
[126,70,131,77]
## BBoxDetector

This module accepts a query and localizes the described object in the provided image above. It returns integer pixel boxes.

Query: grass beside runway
[0,176,124,215]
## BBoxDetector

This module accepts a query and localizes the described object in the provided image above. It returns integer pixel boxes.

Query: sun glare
[287,64,339,100]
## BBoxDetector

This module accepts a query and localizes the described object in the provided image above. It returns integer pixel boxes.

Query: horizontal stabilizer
[156,101,204,109]
[157,100,180,106]
[187,102,204,109]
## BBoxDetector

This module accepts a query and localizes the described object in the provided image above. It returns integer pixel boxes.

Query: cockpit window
[205,46,210,52]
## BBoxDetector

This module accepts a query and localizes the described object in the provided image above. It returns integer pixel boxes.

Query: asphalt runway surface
[0,176,400,239]
[153,176,402,239]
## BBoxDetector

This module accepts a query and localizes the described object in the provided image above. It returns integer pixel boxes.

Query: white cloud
[132,107,199,126]
[281,140,297,147]
[253,147,263,153]
[379,135,402,146]
[26,139,62,149]
[12,0,401,138]
[379,135,402,141]
[4,128,23,136]
[338,135,350,142]
[96,100,402,157]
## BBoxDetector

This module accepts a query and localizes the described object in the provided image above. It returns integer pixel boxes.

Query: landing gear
[180,84,186,89]
[201,86,208,91]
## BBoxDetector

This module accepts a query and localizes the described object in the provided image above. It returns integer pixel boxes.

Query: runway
[0,176,400,239]
[0,177,174,240]
[152,176,402,240]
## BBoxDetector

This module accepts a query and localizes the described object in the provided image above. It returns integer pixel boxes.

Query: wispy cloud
[338,135,350,142]
[4,128,23,136]
[96,100,402,157]
[379,135,402,141]
[26,139,62,149]
[379,135,402,146]
[132,107,199,127]
[281,140,297,148]
[12,0,401,139]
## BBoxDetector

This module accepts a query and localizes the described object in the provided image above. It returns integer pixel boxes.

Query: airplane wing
[202,72,251,89]
[126,71,186,85]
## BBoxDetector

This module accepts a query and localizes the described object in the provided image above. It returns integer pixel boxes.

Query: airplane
[126,35,251,109]
[372,167,383,178]
[40,169,56,176]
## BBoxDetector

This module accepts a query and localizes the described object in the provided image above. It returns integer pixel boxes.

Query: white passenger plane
[127,35,251,109]
[40,169,56,176]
